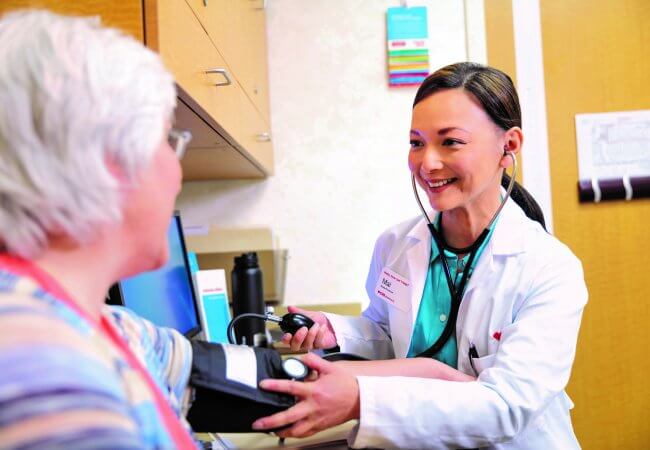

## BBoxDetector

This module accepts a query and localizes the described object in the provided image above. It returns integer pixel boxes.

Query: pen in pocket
[468,342,479,376]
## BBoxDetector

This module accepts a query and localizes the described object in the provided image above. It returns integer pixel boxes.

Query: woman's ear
[500,127,523,168]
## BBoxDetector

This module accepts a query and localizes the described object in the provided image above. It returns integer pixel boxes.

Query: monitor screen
[108,213,201,338]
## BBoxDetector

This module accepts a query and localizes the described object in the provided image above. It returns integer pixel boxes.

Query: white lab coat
[325,199,587,449]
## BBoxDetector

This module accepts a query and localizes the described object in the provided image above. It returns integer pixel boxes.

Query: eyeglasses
[168,128,192,160]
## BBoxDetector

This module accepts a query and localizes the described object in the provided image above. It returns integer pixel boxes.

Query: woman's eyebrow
[438,127,470,135]
[410,127,471,137]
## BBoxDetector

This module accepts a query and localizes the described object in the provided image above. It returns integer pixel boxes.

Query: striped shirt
[0,268,198,449]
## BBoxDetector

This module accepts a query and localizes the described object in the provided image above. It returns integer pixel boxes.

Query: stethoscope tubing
[411,153,518,358]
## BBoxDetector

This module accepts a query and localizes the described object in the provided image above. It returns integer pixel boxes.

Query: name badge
[374,267,411,311]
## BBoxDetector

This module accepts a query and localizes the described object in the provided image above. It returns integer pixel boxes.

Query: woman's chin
[426,197,456,212]
[121,247,169,279]
[148,248,170,272]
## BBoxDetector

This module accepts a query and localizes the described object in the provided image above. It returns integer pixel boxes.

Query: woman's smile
[422,177,458,193]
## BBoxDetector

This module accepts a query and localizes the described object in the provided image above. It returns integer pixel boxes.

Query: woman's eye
[442,138,464,146]
[410,139,423,149]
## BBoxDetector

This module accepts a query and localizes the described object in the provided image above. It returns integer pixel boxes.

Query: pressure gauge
[282,357,309,381]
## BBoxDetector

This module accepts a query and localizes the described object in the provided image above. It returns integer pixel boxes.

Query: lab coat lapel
[392,218,431,358]
[463,199,527,297]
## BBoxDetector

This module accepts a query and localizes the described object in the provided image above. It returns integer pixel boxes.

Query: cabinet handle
[256,132,271,142]
[205,68,232,87]
[203,0,208,6]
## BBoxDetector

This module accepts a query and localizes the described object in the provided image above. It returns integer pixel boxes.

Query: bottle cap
[234,252,259,269]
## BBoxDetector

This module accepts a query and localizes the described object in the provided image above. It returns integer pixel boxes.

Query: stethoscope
[411,151,517,358]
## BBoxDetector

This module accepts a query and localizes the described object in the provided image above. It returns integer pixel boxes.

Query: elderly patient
[0,10,198,448]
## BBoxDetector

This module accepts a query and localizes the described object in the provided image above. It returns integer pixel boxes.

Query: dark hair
[413,62,545,229]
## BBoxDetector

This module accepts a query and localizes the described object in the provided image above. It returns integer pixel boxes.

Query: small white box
[193,269,231,343]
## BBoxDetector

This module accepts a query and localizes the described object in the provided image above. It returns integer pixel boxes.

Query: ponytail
[502,173,546,230]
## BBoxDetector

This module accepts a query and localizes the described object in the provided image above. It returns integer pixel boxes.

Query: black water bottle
[231,252,265,346]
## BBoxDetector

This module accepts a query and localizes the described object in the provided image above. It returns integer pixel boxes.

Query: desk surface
[214,421,356,449]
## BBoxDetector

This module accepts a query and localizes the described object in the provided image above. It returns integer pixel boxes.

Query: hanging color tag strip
[386,6,429,87]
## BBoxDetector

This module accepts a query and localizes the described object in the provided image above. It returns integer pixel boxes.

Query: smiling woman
[408,87,520,245]
[255,63,588,450]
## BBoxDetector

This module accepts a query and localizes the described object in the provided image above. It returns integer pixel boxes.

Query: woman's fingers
[275,418,318,438]
[281,325,319,351]
[290,327,309,352]
[314,322,329,348]
[304,369,319,382]
[259,378,309,396]
[302,323,320,350]
[252,392,312,430]
[300,352,337,374]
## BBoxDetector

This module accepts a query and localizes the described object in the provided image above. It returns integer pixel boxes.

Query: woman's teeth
[427,178,454,188]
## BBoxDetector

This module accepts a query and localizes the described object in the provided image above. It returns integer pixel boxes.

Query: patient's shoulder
[0,292,144,448]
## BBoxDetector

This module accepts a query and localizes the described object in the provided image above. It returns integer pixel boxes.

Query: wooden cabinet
[0,0,274,179]
[149,0,273,179]
[186,0,270,122]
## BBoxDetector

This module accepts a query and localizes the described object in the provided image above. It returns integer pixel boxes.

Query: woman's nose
[420,147,444,173]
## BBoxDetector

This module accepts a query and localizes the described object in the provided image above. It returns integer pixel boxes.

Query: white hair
[0,9,176,258]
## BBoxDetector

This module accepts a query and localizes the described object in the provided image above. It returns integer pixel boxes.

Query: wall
[177,0,486,307]
[540,0,650,447]
[486,0,650,447]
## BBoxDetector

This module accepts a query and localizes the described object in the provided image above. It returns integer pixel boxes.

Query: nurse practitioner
[254,63,588,449]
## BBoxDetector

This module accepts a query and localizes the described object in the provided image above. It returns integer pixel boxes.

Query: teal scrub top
[407,215,497,367]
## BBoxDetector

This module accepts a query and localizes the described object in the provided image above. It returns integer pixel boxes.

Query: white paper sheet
[575,110,650,180]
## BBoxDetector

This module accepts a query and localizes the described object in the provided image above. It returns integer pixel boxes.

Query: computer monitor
[108,212,201,338]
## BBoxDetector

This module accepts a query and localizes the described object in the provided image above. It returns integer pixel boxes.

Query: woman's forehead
[411,89,492,133]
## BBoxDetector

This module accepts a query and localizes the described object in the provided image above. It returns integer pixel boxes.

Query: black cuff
[186,341,295,433]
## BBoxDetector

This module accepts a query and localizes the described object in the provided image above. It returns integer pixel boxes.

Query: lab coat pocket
[471,353,496,374]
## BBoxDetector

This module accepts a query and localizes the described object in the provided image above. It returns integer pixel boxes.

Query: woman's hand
[252,353,359,438]
[281,306,338,352]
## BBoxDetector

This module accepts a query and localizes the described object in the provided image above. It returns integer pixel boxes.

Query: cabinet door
[185,0,234,55]
[154,0,241,144]
[238,89,274,175]
[0,0,143,41]
[186,0,271,122]
[232,0,271,122]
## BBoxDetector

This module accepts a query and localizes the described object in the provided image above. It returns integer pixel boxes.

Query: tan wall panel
[484,0,522,184]
[540,0,650,448]
[487,0,650,447]
[484,0,517,85]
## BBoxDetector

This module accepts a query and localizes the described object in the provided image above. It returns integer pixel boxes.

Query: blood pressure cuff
[186,341,296,433]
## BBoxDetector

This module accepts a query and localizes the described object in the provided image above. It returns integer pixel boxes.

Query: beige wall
[177,0,486,307]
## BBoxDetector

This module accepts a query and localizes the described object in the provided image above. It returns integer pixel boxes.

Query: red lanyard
[0,254,197,449]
